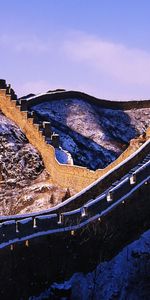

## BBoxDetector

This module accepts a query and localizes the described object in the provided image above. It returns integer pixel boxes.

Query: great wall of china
[0,79,149,299]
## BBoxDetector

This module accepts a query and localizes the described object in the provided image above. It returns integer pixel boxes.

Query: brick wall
[0,89,149,193]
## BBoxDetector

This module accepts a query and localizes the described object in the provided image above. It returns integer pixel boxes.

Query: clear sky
[1,0,150,99]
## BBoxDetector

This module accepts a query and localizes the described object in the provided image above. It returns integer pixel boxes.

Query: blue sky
[1,0,150,99]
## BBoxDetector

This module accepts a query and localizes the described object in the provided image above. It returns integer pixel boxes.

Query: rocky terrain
[29,229,150,300]
[0,111,75,216]
[31,98,150,169]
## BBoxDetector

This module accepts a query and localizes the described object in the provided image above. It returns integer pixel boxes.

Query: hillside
[0,111,75,215]
[29,229,150,300]
[31,97,150,169]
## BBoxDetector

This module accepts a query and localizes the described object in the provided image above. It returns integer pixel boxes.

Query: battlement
[0,80,149,299]
[24,89,150,110]
[0,155,149,247]
[0,80,149,193]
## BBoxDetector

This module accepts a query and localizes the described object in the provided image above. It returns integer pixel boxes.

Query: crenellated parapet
[0,80,149,194]
[0,153,149,248]
[0,80,17,100]
[24,89,150,110]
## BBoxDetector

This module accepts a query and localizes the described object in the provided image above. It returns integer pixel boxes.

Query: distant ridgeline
[0,79,150,300]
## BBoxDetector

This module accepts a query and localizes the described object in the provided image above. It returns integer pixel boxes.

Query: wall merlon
[43,121,52,138]
[0,220,16,243]
[51,133,60,148]
[35,214,58,231]
[20,99,28,111]
[32,111,39,124]
[17,217,35,237]
[6,84,11,94]
[0,79,7,89]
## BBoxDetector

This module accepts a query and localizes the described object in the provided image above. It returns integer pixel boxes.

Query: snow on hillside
[31,98,150,170]
[0,112,75,215]
[0,112,44,182]
[29,229,150,300]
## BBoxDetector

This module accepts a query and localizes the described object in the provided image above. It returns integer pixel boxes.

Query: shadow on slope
[31,98,137,170]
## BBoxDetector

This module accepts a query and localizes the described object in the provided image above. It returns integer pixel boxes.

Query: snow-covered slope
[0,111,75,215]
[0,112,44,182]
[29,229,150,300]
[31,98,150,170]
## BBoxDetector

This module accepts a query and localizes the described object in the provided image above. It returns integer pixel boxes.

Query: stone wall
[0,89,149,193]
[0,182,149,300]
[0,156,149,245]
[26,90,150,110]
